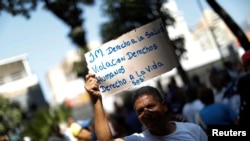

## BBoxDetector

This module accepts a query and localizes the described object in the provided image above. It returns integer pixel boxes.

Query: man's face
[134,94,167,129]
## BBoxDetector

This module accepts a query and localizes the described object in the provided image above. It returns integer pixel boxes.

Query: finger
[93,90,101,96]
[85,73,95,80]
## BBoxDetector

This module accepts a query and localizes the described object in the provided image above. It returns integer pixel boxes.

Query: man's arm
[84,74,124,141]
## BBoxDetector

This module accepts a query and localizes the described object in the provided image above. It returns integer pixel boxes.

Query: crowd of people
[44,50,250,141]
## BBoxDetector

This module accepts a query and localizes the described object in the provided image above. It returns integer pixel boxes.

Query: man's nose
[143,108,152,115]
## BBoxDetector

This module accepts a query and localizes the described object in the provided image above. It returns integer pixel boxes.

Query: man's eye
[147,104,155,109]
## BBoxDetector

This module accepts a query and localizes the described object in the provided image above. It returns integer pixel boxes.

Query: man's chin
[145,122,157,129]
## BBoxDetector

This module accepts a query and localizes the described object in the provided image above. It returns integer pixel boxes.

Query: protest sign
[85,18,178,97]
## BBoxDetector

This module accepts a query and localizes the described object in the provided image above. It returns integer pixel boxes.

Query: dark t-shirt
[237,73,250,126]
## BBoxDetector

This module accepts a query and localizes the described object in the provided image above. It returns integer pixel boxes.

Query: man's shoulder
[172,121,207,140]
[175,121,201,130]
[123,130,148,141]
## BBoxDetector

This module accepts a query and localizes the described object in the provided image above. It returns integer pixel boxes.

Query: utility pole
[206,0,250,51]
[197,0,226,63]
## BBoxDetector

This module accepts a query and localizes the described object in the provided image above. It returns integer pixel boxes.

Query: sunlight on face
[134,94,167,129]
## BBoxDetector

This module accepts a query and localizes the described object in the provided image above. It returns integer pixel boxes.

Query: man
[47,123,71,141]
[237,50,250,127]
[0,135,9,141]
[85,73,207,141]
[68,117,96,141]
[196,87,239,131]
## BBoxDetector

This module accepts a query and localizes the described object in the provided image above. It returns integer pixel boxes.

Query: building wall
[192,9,236,52]
[153,0,243,89]
[47,49,116,119]
[0,54,48,110]
[46,49,87,106]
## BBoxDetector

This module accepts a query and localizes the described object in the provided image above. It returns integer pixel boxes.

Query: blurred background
[0,0,249,140]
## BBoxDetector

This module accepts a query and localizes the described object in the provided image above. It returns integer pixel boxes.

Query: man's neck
[149,121,176,136]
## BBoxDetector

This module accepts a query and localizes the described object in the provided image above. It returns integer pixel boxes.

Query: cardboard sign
[85,19,178,97]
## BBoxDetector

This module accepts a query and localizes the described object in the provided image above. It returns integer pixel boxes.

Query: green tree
[1,0,93,49]
[0,96,22,135]
[1,0,95,79]
[22,104,71,141]
[100,0,189,84]
[1,1,87,138]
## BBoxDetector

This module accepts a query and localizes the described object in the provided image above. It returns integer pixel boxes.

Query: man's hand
[85,73,101,102]
[84,73,120,141]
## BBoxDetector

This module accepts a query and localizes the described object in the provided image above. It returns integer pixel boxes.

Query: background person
[47,123,71,141]
[69,118,96,141]
[237,50,250,127]
[196,87,239,132]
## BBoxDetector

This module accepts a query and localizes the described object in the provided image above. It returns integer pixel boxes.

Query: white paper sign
[85,19,178,97]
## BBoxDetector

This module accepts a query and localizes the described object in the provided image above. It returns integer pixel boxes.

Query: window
[11,71,24,81]
[0,76,4,85]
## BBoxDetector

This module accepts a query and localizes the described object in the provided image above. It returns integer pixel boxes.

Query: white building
[0,54,48,110]
[192,9,238,56]
[47,48,116,119]
[165,0,239,68]
[159,0,242,87]
[46,49,86,106]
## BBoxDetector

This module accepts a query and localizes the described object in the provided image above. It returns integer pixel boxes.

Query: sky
[0,0,249,103]
[175,0,250,28]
